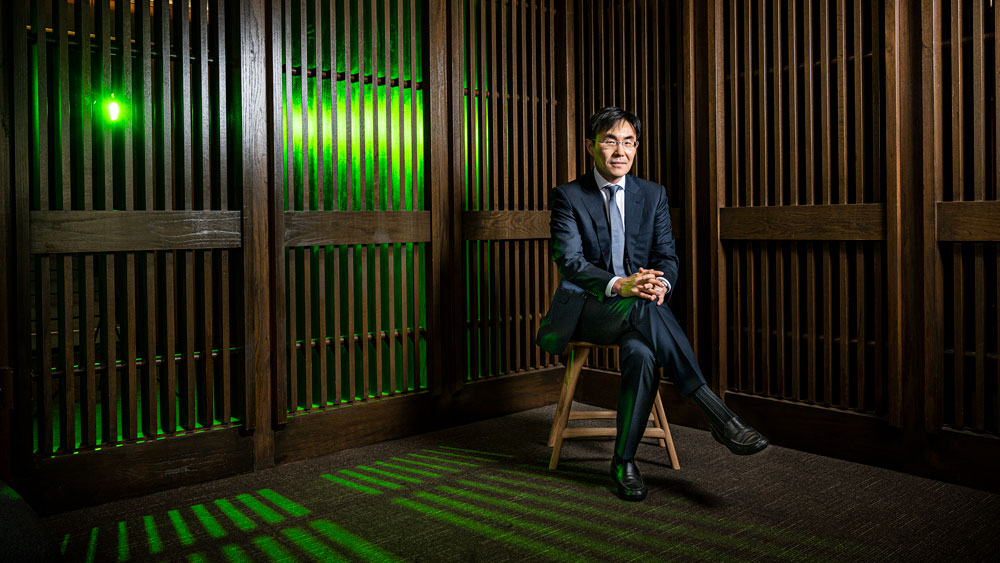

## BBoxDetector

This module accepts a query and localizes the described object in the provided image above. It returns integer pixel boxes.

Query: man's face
[586,119,638,183]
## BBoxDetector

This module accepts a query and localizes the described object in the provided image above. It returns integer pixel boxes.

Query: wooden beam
[719,204,886,240]
[284,211,432,246]
[462,210,549,240]
[29,211,242,253]
[936,201,1000,241]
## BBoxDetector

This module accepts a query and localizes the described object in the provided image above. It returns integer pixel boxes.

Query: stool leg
[549,348,589,469]
[547,349,577,447]
[653,392,680,470]
[652,391,667,448]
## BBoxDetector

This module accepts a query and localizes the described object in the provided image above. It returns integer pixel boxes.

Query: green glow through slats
[405,453,477,467]
[236,494,284,524]
[321,473,382,495]
[338,469,404,489]
[309,519,404,563]
[389,456,461,472]
[167,509,195,546]
[357,464,422,483]
[143,515,163,554]
[394,498,578,563]
[191,503,227,538]
[421,449,495,462]
[85,527,99,563]
[281,527,349,562]
[214,499,256,531]
[415,491,646,561]
[257,489,310,517]
[251,536,296,563]
[117,521,128,562]
[373,460,440,477]
[222,544,254,563]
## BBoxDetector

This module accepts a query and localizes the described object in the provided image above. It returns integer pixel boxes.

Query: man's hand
[613,269,664,301]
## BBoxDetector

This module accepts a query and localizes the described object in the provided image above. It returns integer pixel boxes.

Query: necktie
[607,184,626,277]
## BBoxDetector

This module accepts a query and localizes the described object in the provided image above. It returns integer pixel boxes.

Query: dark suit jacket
[536,171,679,355]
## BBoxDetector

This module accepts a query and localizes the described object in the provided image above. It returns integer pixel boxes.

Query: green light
[102,95,127,124]
[143,515,163,554]
[235,494,284,524]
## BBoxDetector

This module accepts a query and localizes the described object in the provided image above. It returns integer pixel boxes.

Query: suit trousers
[573,294,706,460]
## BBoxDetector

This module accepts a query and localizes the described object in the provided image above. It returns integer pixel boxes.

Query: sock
[691,385,736,426]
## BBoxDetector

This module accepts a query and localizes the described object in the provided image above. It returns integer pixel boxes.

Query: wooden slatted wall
[927,0,999,436]
[272,0,428,422]
[571,0,691,374]
[9,0,242,459]
[709,0,895,417]
[461,0,563,381]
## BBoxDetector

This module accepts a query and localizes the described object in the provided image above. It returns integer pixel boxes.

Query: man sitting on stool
[536,106,768,502]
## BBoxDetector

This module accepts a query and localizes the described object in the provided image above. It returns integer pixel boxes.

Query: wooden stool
[547,342,680,470]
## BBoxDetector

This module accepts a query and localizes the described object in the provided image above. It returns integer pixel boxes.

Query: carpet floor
[43,403,1000,562]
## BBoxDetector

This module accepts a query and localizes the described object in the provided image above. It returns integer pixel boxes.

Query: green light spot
[191,504,226,538]
[167,509,194,546]
[321,474,382,495]
[236,494,284,524]
[215,499,257,532]
[257,489,310,517]
[117,521,128,562]
[373,461,440,478]
[85,527,99,563]
[187,553,209,563]
[338,469,404,490]
[61,533,70,555]
[389,456,461,472]
[357,465,422,484]
[282,527,349,562]
[251,537,295,563]
[222,544,253,563]
[407,453,477,467]
[143,515,163,554]
[309,519,404,563]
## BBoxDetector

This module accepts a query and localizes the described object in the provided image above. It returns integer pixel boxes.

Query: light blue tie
[606,185,626,277]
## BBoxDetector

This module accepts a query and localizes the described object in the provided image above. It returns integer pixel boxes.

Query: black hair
[586,106,641,140]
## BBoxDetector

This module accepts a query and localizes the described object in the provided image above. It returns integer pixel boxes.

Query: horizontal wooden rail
[937,201,1000,241]
[462,208,686,241]
[283,211,431,247]
[719,204,886,240]
[30,211,242,253]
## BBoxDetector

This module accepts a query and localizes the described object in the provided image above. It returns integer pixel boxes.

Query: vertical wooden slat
[950,0,965,427]
[36,0,54,454]
[728,0,742,385]
[971,0,986,430]
[327,0,340,404]
[788,1,801,399]
[357,0,370,400]
[758,0,771,394]
[820,0,835,406]
[773,0,786,397]
[382,0,394,392]
[854,0,867,410]
[300,0,314,411]
[196,0,214,427]
[802,0,817,404]
[371,0,384,396]
[410,0,421,388]
[837,0,850,408]
[744,0,756,391]
[155,0,176,435]
[214,0,232,425]
[177,0,196,431]
[708,0,727,396]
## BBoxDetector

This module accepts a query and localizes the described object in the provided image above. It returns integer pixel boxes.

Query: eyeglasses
[596,138,639,150]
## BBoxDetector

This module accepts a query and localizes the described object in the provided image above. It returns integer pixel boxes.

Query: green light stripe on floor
[117,521,128,562]
[236,494,285,524]
[222,543,254,563]
[85,526,99,563]
[417,491,649,562]
[357,465,423,483]
[214,499,256,532]
[168,509,195,546]
[252,536,297,563]
[374,461,441,477]
[191,504,227,538]
[187,552,209,563]
[421,449,495,462]
[144,515,163,554]
[438,446,515,458]
[339,469,405,490]
[406,453,478,467]
[257,489,310,517]
[281,527,350,562]
[310,519,405,563]
[393,498,578,563]
[389,456,462,472]
[321,473,383,495]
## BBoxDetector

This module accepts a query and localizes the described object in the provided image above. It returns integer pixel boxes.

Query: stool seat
[548,341,680,470]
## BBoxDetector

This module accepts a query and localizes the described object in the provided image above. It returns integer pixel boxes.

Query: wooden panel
[284,211,432,246]
[30,211,242,253]
[462,210,549,240]
[937,202,1000,241]
[719,204,886,240]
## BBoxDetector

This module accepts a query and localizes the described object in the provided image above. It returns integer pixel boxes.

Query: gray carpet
[43,403,1000,562]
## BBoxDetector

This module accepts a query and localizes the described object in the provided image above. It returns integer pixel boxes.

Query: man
[536,107,768,502]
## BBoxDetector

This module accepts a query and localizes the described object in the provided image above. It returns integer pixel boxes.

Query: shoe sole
[711,426,769,456]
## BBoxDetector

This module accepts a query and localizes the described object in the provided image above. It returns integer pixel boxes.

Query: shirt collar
[592,168,626,192]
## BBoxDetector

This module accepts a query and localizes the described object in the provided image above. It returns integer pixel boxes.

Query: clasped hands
[612,268,668,305]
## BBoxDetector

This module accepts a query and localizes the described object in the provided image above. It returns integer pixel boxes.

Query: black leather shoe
[710,416,769,455]
[610,455,647,501]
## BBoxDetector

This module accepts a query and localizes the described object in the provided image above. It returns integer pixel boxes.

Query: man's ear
[584,139,594,159]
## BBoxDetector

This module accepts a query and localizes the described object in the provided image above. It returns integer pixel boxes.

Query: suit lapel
[579,172,611,263]
[624,175,645,262]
